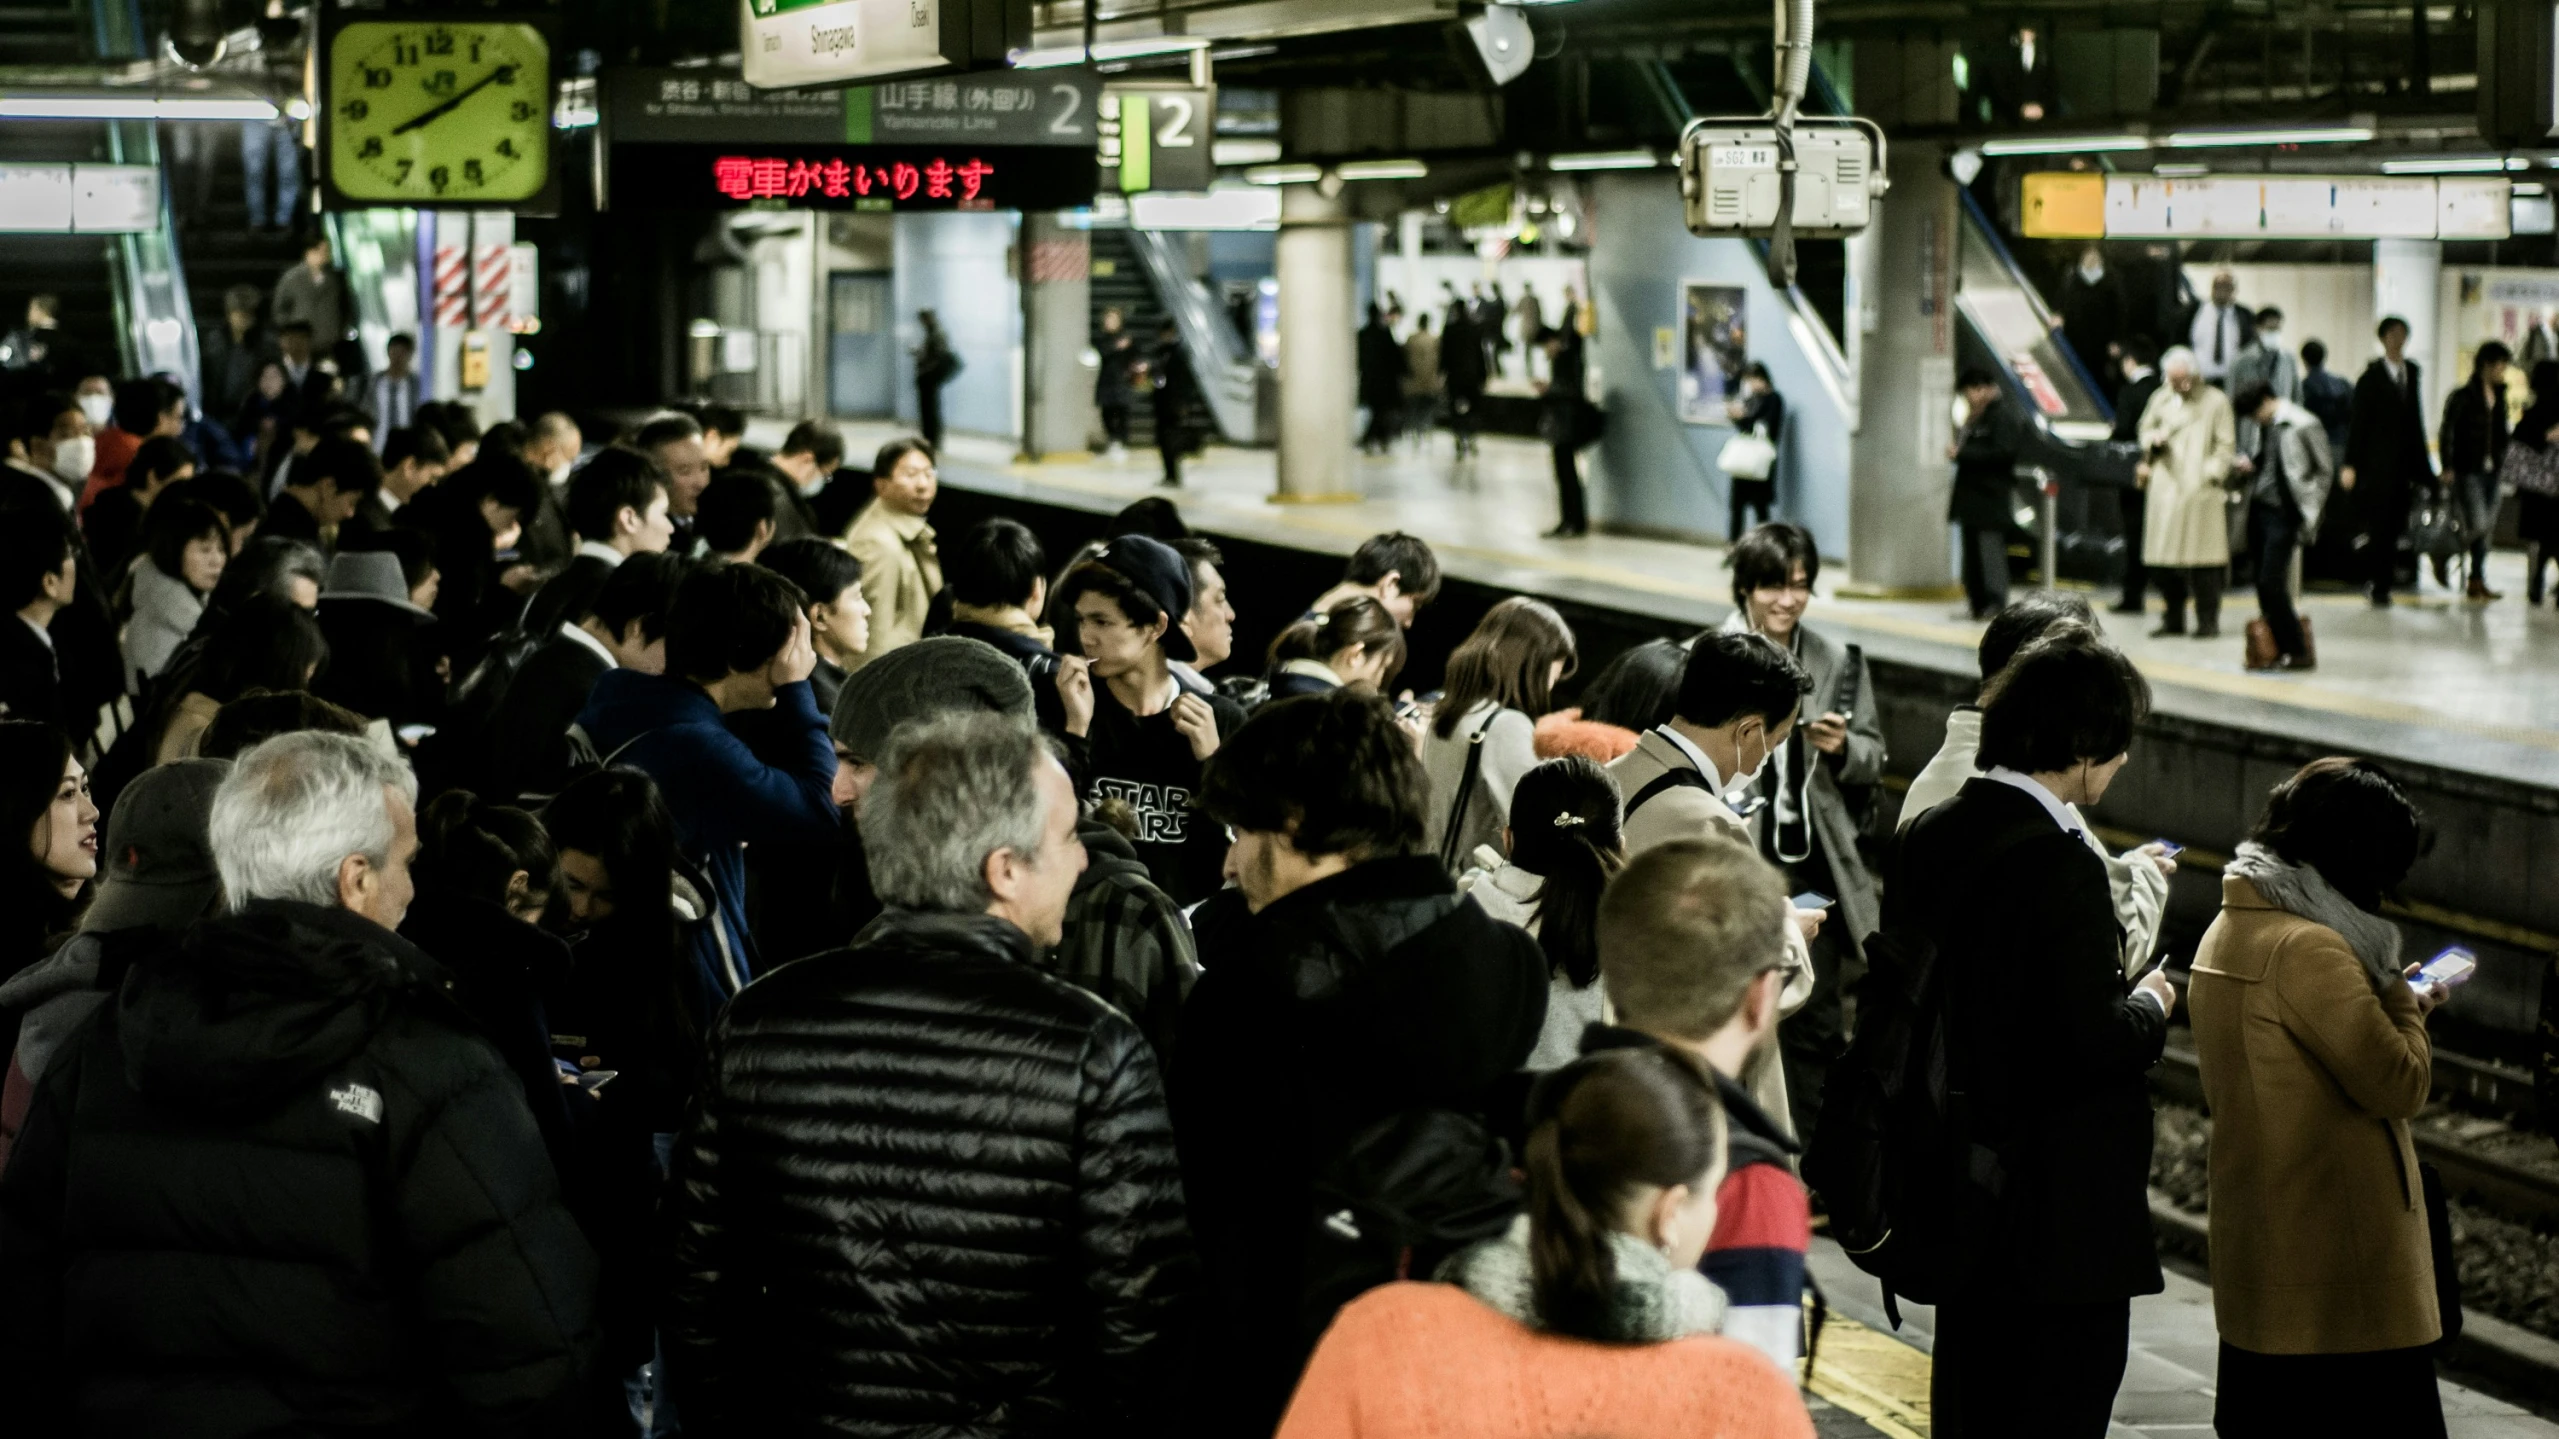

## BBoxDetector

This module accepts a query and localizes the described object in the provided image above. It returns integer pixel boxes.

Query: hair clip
[1552,812,1588,828]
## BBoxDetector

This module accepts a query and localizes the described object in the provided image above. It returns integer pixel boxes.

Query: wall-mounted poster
[1680,283,1748,424]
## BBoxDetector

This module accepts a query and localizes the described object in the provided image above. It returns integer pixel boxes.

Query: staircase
[0,1,121,379]
[174,123,310,376]
[1089,226,1169,448]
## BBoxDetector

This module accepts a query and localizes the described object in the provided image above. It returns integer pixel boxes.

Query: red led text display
[712,154,995,204]
[606,143,1099,213]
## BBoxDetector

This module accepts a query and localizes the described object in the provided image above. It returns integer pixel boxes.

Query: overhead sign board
[604,67,1099,210]
[1100,84,1215,194]
[2042,174,2517,241]
[0,164,161,233]
[608,67,1095,146]
[738,0,1025,90]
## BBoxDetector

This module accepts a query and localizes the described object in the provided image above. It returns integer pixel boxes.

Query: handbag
[2507,439,2559,498]
[1718,426,1778,481]
[2421,1161,2464,1343]
[1435,713,1496,874]
[2407,490,2463,561]
[2242,612,2314,672]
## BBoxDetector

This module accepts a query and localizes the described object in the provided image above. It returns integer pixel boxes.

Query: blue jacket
[575,669,840,1023]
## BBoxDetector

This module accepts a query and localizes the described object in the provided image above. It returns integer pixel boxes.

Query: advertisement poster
[1680,282,1748,424]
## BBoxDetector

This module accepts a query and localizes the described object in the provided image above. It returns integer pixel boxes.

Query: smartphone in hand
[1790,890,1835,911]
[2410,947,2477,992]
[2151,839,2185,858]
[576,1069,619,1093]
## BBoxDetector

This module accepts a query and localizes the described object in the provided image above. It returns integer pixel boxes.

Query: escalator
[1088,225,1264,446]
[1950,188,2132,584]
[0,0,203,399]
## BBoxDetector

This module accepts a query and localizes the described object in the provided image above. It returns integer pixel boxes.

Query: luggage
[2243,612,2316,672]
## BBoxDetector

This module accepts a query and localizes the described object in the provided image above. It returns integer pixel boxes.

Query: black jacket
[2439,377,2510,478]
[2111,369,2163,447]
[260,488,327,548]
[1891,779,2166,1305]
[0,471,120,730]
[0,613,64,733]
[2344,357,2434,493]
[665,909,1193,1438]
[0,900,598,1437]
[1172,857,1548,1436]
[1951,395,2027,529]
[482,631,612,803]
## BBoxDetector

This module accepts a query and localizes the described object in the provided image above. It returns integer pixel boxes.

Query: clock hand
[388,63,519,137]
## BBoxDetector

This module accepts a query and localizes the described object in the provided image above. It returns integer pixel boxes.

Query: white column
[1019,214,1095,461]
[1276,184,1356,500]
[2374,237,2443,416]
[1847,141,1961,591]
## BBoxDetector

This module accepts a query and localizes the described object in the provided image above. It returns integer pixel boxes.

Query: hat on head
[322,550,433,622]
[1090,534,1196,662]
[830,635,1035,764]
[81,759,229,934]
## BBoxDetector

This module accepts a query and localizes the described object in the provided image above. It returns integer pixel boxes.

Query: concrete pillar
[2374,237,2443,416]
[1846,140,1961,593]
[1018,214,1094,461]
[1276,184,1357,502]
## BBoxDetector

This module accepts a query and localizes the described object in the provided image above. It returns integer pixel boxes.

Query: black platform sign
[608,142,1098,211]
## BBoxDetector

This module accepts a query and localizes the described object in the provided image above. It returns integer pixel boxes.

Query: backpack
[1300,1107,1522,1344]
[1801,922,1983,1320]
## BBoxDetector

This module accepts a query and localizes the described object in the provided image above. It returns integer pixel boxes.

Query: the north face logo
[329,1083,384,1125]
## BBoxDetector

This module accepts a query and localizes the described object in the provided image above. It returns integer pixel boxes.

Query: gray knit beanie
[830,635,1037,762]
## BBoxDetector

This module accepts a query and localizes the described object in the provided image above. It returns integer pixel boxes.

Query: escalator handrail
[1125,226,1256,443]
[1955,185,2115,423]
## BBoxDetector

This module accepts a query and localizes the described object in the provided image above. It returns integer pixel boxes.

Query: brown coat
[2189,876,2437,1354]
[842,499,941,674]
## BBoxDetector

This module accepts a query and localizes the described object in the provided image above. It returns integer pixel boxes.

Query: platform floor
[803,421,2559,790]
[1804,1239,2559,1438]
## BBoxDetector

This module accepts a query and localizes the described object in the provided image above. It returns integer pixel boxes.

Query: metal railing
[87,0,201,401]
[1124,226,1262,443]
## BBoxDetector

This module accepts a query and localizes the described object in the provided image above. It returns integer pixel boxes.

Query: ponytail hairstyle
[1267,595,1406,689]
[414,789,559,922]
[1521,1047,1728,1342]
[1506,756,1624,988]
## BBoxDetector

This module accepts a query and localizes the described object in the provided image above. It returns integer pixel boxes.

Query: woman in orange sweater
[1277,1047,1815,1439]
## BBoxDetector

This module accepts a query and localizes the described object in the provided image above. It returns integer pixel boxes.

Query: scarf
[1438,1214,1727,1343]
[2223,841,2402,992]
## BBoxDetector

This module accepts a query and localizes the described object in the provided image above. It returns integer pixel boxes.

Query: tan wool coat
[2136,379,2238,567]
[2188,877,2438,1354]
[842,499,942,674]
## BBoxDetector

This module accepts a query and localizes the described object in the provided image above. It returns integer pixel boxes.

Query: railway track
[2154,1043,2559,1224]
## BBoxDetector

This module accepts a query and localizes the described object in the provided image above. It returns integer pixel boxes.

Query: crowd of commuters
[0,298,2478,1439]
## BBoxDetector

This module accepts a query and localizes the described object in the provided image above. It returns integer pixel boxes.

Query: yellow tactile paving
[1806,1311,1933,1439]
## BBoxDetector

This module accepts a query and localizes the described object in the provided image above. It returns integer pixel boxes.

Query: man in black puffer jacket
[666,710,1192,1437]
[1176,689,1550,1438]
[0,731,598,1438]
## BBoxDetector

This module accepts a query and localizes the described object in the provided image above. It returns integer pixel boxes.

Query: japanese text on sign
[712,152,993,202]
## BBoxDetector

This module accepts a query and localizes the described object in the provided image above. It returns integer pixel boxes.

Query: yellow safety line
[1805,1311,1933,1438]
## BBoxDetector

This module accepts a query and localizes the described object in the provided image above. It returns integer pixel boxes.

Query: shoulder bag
[2507,439,2559,498]
[1435,711,1497,873]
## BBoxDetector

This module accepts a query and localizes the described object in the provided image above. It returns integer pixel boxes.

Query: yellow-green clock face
[327,20,549,204]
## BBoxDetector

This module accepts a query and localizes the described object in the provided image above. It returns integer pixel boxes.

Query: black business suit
[518,553,615,650]
[0,615,64,733]
[2110,367,2163,611]
[1893,777,2167,1438]
[2343,357,2434,601]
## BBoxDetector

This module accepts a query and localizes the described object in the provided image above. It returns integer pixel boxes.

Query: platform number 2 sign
[1099,84,1215,194]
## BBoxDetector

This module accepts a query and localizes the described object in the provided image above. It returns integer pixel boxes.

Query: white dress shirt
[575,539,628,568]
[1656,724,1728,797]
[2190,304,2243,381]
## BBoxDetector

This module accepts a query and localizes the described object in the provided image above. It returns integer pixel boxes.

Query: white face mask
[49,435,93,483]
[547,460,573,488]
[1731,722,1773,789]
[75,393,112,428]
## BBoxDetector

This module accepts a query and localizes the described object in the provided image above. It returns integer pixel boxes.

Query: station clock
[320,11,557,209]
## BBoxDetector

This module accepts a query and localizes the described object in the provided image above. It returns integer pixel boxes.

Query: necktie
[2213,308,2225,364]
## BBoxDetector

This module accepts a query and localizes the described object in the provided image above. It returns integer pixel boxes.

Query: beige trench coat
[2136,380,2238,567]
[843,499,942,674]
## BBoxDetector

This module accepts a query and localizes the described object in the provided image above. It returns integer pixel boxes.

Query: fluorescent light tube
[1243,163,1323,186]
[1212,138,1282,166]
[0,94,278,121]
[1011,36,1209,69]
[2378,155,2528,174]
[1336,158,1427,180]
[2161,126,2373,149]
[1978,134,2151,156]
[1549,149,1659,171]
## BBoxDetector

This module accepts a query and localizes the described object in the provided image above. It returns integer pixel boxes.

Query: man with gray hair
[667,710,1193,1437]
[0,731,598,1435]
